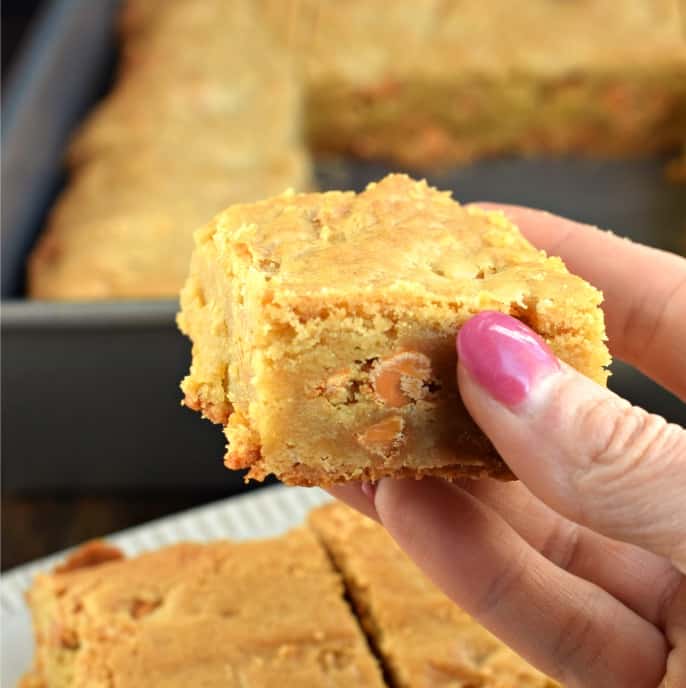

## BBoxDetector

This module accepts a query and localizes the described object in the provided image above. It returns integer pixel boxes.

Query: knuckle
[538,519,583,573]
[552,601,601,680]
[575,397,671,483]
[621,270,686,366]
[655,569,683,630]
[551,593,627,686]
[571,396,686,553]
[473,546,529,620]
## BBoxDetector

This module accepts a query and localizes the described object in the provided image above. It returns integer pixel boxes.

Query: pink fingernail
[361,482,377,503]
[457,311,560,407]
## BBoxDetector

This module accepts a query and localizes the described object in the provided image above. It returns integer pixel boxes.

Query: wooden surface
[1,493,229,571]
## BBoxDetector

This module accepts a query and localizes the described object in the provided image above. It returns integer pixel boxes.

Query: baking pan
[2,0,685,492]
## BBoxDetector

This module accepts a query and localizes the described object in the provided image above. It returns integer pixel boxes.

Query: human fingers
[457,311,686,570]
[462,478,682,628]
[326,483,379,522]
[662,579,686,688]
[470,203,686,399]
[373,477,667,688]
[329,474,680,629]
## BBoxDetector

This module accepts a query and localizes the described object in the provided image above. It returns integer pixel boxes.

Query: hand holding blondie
[332,209,686,688]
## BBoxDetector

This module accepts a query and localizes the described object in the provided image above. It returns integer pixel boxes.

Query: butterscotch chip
[370,351,434,407]
[53,540,124,574]
[179,174,610,485]
[130,597,161,619]
[55,625,79,650]
[356,415,406,460]
[312,369,356,405]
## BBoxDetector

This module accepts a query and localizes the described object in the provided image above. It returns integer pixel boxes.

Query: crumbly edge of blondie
[21,541,125,688]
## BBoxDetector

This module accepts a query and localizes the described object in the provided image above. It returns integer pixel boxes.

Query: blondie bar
[178,174,610,485]
[267,0,686,167]
[28,0,309,300]
[21,531,385,688]
[310,503,558,688]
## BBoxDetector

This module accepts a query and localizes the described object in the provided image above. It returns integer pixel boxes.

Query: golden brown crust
[248,460,514,487]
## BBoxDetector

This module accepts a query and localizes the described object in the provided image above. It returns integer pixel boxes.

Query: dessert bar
[178,174,610,484]
[21,531,385,687]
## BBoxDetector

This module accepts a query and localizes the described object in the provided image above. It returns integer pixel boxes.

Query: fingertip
[326,482,380,522]
[375,477,465,538]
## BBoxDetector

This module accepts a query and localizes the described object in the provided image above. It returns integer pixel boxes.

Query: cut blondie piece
[28,0,310,300]
[178,174,610,485]
[29,151,310,299]
[309,503,558,688]
[266,0,686,167]
[21,531,385,688]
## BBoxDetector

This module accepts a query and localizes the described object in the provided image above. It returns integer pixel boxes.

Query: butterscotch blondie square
[309,503,558,688]
[28,0,310,300]
[29,151,309,299]
[21,531,385,688]
[178,174,610,485]
[266,0,686,167]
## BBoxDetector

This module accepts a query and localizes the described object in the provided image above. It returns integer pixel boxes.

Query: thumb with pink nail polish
[456,310,686,567]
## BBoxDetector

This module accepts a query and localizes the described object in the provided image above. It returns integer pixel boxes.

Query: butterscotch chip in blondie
[178,174,610,485]
[21,531,385,688]
[309,503,559,687]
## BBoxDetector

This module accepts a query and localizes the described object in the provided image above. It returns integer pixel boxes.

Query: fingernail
[457,311,560,407]
[361,481,377,503]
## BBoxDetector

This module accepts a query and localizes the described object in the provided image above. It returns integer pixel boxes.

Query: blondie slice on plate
[178,174,610,485]
[21,531,385,688]
[310,503,559,687]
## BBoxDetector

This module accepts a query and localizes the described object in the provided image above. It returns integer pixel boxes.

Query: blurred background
[2,0,685,572]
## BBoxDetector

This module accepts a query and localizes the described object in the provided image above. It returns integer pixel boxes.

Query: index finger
[473,204,686,400]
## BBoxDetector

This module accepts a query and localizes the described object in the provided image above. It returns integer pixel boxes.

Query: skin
[330,206,686,688]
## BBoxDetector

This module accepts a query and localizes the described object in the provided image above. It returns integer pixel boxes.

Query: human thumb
[457,311,686,570]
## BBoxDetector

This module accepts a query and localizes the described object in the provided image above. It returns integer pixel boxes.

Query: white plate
[0,485,331,687]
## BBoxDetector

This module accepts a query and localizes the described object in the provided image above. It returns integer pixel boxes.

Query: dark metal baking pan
[2,0,685,492]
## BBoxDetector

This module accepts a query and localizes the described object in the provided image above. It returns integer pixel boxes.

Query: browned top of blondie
[25,530,385,687]
[310,503,558,687]
[201,172,604,323]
